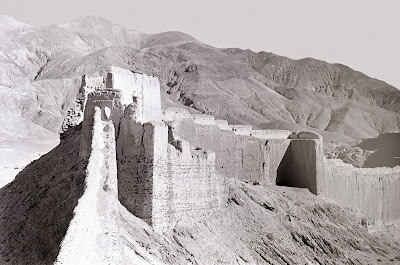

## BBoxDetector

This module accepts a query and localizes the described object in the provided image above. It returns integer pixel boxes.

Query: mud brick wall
[117,118,155,223]
[321,159,400,222]
[116,119,226,232]
[168,118,296,183]
[276,139,324,195]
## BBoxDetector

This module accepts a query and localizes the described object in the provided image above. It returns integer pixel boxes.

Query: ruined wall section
[56,107,122,264]
[276,132,324,194]
[80,89,123,157]
[77,75,105,112]
[162,107,398,223]
[104,66,162,122]
[167,113,295,184]
[152,123,225,232]
[320,159,400,223]
[250,130,292,139]
[117,114,226,232]
[117,113,155,224]
[263,139,291,185]
[276,140,322,194]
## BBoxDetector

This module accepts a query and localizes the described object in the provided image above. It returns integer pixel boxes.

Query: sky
[1,0,399,88]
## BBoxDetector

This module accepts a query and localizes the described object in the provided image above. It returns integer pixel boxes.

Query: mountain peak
[61,16,124,30]
[71,15,112,24]
[59,15,143,38]
[0,15,31,31]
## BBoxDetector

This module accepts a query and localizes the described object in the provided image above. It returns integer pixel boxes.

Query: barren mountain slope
[227,49,400,113]
[0,126,399,264]
[1,16,400,186]
[0,126,85,264]
[1,16,399,142]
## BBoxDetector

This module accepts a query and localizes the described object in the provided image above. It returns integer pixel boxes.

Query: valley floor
[0,139,59,188]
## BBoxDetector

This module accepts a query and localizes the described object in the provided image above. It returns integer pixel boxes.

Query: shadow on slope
[0,125,85,265]
[357,133,400,168]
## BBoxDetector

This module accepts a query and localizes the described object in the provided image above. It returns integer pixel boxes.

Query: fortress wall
[81,75,104,89]
[79,75,105,110]
[162,107,193,122]
[105,66,162,122]
[162,108,306,185]
[79,90,123,157]
[230,125,252,135]
[381,173,400,222]
[76,70,343,235]
[263,139,291,184]
[169,119,241,180]
[117,117,154,224]
[169,119,223,152]
[276,139,324,195]
[320,159,400,222]
[116,118,225,232]
[152,131,225,232]
[169,118,294,183]
[215,119,231,130]
[56,107,122,264]
[233,136,266,182]
[216,131,237,179]
[192,114,216,125]
[250,130,292,139]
